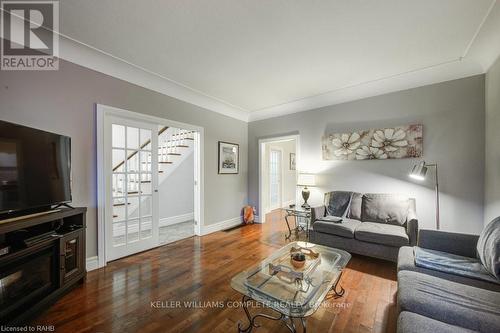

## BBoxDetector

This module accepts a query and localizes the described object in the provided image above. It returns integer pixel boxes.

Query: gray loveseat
[309,191,417,262]
[397,218,500,333]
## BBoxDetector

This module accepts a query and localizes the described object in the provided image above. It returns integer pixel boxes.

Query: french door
[269,148,282,211]
[105,116,159,261]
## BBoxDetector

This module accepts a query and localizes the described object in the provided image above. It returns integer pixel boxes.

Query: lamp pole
[427,163,440,230]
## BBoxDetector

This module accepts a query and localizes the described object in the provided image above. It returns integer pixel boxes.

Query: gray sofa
[397,220,500,333]
[309,191,418,262]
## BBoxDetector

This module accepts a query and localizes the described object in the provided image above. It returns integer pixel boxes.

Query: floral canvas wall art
[322,124,423,160]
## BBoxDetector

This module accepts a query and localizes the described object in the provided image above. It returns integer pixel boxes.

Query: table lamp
[297,174,316,208]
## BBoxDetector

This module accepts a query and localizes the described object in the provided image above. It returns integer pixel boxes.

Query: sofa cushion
[347,192,362,220]
[361,193,409,226]
[398,246,500,292]
[398,271,500,332]
[324,191,352,217]
[312,218,361,239]
[476,216,500,279]
[415,247,499,284]
[397,311,476,333]
[355,222,409,247]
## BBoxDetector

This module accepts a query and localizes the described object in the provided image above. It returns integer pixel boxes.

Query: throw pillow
[347,192,362,220]
[477,216,500,279]
[361,193,409,226]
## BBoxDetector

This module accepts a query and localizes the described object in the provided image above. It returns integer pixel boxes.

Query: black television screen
[0,120,71,216]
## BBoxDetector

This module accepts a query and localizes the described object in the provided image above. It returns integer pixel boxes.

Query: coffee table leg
[332,271,345,297]
[284,214,293,240]
[333,283,345,297]
[300,317,307,333]
[237,295,304,333]
[238,295,254,333]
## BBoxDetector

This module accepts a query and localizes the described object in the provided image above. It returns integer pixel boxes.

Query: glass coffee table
[231,242,351,333]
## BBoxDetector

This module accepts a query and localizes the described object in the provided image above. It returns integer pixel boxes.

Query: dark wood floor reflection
[34,209,398,332]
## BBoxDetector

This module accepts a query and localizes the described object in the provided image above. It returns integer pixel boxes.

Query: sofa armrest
[406,219,418,246]
[310,206,325,224]
[406,201,418,246]
[418,229,479,258]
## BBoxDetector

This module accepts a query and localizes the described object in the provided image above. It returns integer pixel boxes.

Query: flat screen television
[0,120,71,219]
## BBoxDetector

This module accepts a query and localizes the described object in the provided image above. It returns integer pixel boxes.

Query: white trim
[258,135,300,223]
[201,217,242,235]
[248,59,486,122]
[95,104,106,269]
[193,130,203,237]
[96,104,204,267]
[86,256,99,272]
[159,213,195,227]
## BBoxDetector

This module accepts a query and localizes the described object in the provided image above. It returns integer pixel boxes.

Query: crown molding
[59,32,493,124]
[248,58,484,122]
[58,36,250,122]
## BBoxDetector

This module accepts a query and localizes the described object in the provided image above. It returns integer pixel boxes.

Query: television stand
[0,209,61,224]
[52,202,75,209]
[0,207,87,324]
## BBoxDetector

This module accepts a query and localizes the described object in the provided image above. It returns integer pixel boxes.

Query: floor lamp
[409,161,440,230]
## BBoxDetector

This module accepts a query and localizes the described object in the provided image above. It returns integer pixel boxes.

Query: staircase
[111,126,195,228]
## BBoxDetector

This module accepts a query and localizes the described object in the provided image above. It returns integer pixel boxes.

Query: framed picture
[218,141,239,174]
[290,153,296,170]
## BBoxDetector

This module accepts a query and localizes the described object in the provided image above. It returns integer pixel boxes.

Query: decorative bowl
[290,252,306,269]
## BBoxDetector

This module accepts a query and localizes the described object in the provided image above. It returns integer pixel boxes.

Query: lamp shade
[297,174,316,187]
[409,161,428,181]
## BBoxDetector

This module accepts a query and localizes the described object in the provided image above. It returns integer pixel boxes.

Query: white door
[269,148,282,210]
[105,116,159,261]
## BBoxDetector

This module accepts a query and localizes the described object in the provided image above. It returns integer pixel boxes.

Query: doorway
[259,135,299,223]
[157,125,196,245]
[97,104,203,266]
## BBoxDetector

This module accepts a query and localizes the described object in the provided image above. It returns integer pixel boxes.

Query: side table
[283,206,311,241]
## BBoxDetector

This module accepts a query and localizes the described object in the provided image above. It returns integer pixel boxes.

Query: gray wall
[485,57,500,225]
[0,60,248,258]
[249,75,486,234]
[159,152,194,219]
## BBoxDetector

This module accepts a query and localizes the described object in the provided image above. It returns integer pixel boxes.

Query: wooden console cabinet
[0,208,87,324]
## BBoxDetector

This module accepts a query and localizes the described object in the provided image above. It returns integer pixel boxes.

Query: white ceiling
[57,0,500,121]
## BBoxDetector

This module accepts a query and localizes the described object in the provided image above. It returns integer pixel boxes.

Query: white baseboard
[86,256,99,271]
[159,212,194,227]
[201,216,242,235]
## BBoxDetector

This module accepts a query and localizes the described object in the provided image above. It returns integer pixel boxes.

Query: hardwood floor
[34,210,398,333]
